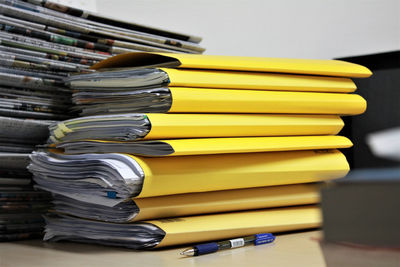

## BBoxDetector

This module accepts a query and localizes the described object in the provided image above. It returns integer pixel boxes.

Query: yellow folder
[133,183,320,222]
[144,114,344,139]
[147,205,321,247]
[92,52,372,78]
[166,87,366,115]
[53,114,345,142]
[133,149,349,198]
[57,136,353,156]
[161,68,357,93]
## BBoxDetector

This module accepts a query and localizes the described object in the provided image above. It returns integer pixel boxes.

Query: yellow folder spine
[145,114,344,139]
[133,183,320,221]
[150,206,321,247]
[165,68,357,93]
[168,87,366,115]
[134,149,349,198]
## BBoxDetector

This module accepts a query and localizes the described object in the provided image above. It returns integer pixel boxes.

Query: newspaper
[46,26,188,54]
[0,13,45,30]
[0,107,71,119]
[0,53,81,72]
[0,49,87,72]
[0,42,50,57]
[26,0,202,43]
[0,29,109,61]
[0,94,69,114]
[0,2,204,53]
[0,13,181,54]
[0,71,67,92]
[0,191,51,202]
[0,232,42,241]
[0,86,71,101]
[0,17,115,53]
[0,39,98,65]
[0,142,35,153]
[13,0,204,50]
[0,13,168,54]
[0,152,30,169]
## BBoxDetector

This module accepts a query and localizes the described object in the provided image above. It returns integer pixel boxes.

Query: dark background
[337,51,400,169]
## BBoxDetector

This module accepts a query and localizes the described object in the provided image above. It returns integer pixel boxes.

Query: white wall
[95,0,399,59]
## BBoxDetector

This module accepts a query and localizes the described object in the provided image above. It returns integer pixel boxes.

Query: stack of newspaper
[0,0,204,119]
[0,117,52,241]
[28,53,372,249]
[0,1,203,241]
[0,152,51,241]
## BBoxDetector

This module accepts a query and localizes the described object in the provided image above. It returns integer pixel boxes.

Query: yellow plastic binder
[132,183,320,221]
[51,114,345,142]
[166,87,366,115]
[58,136,353,156]
[148,205,321,247]
[144,114,345,139]
[133,149,349,198]
[162,68,357,93]
[92,52,372,78]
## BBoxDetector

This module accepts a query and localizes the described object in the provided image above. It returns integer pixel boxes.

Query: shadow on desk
[7,238,141,254]
[0,230,326,267]
[10,228,321,254]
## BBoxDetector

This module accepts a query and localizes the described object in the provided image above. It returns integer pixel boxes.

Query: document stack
[29,53,372,248]
[0,152,51,241]
[0,0,204,120]
[0,0,203,241]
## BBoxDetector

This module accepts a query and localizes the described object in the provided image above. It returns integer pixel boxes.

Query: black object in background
[338,51,400,168]
[321,168,400,247]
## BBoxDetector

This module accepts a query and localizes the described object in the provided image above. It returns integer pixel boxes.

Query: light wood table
[0,230,325,267]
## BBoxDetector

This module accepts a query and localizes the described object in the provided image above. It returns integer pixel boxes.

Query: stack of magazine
[28,52,372,249]
[0,0,203,241]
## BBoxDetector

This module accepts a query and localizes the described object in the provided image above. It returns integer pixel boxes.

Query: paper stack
[0,0,204,119]
[0,1,203,241]
[0,152,51,241]
[29,53,372,248]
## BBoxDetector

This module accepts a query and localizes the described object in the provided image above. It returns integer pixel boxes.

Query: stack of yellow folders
[28,53,372,249]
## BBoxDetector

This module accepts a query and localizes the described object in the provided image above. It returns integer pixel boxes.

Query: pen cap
[254,233,275,245]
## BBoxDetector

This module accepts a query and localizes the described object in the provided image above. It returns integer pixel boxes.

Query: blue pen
[180,233,275,256]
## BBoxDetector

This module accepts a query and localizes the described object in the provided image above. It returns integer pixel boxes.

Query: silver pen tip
[180,248,195,256]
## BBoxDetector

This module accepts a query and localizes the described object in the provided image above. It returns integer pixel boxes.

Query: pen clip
[254,233,275,246]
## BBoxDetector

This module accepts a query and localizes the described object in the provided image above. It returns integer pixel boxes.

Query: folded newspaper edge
[0,115,55,143]
[0,152,30,169]
[44,214,164,249]
[48,113,151,143]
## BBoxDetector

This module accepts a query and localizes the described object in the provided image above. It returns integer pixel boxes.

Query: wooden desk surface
[0,230,325,267]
